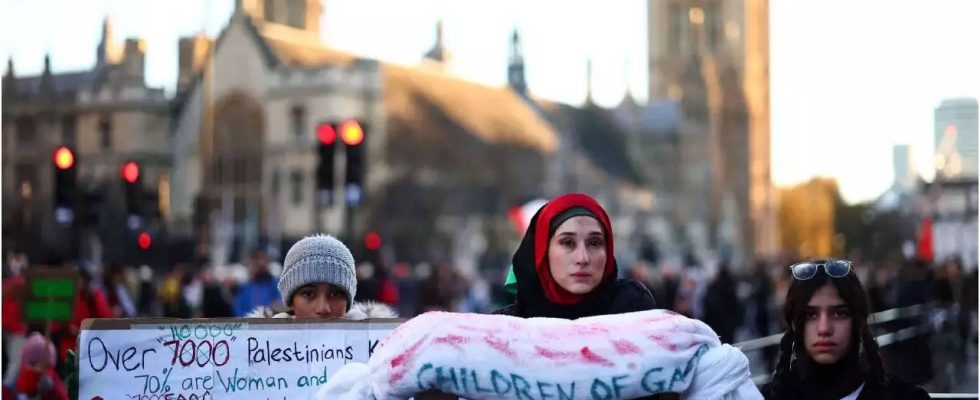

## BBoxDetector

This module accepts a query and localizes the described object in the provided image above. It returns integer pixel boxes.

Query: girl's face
[547,216,607,295]
[803,282,853,365]
[291,283,348,319]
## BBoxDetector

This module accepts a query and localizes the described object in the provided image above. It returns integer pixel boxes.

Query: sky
[2,0,979,204]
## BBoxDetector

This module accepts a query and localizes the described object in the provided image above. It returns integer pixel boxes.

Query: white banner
[78,318,401,400]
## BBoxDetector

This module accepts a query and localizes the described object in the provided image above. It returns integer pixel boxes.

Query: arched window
[213,93,264,190]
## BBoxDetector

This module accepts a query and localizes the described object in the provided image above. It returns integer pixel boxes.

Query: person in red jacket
[52,266,112,362]
[2,263,28,388]
[15,332,68,400]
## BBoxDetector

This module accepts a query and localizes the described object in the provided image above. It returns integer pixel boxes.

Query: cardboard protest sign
[78,318,402,400]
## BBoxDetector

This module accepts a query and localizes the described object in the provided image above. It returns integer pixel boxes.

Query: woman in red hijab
[495,193,657,319]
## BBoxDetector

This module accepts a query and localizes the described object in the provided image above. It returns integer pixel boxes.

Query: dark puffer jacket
[495,278,657,318]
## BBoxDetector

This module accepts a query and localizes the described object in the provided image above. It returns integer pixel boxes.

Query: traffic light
[52,146,77,225]
[316,122,337,205]
[363,231,382,269]
[137,231,152,250]
[340,119,366,206]
[364,231,381,251]
[121,161,142,225]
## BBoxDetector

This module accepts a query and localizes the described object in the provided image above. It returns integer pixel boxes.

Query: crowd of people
[2,192,977,399]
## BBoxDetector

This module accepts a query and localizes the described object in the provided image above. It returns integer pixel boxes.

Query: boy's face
[291,283,348,319]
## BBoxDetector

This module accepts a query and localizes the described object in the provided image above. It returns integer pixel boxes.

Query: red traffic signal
[340,120,364,146]
[365,232,381,251]
[53,147,75,170]
[121,161,140,184]
[138,232,152,250]
[318,123,337,145]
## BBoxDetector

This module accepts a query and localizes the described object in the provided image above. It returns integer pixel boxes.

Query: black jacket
[495,278,657,317]
[761,374,930,400]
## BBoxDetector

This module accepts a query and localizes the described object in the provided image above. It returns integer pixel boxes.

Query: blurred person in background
[200,268,233,318]
[53,265,112,362]
[628,261,657,299]
[159,265,191,318]
[233,249,280,317]
[673,267,700,318]
[762,259,928,400]
[14,332,68,400]
[182,268,204,317]
[750,261,776,372]
[865,262,894,312]
[377,267,400,307]
[2,253,29,388]
[391,262,420,317]
[354,259,400,307]
[102,263,136,318]
[958,265,977,358]
[419,262,467,312]
[136,265,158,316]
[883,259,934,385]
[703,263,742,344]
[354,261,379,303]
[458,272,492,314]
[654,262,680,312]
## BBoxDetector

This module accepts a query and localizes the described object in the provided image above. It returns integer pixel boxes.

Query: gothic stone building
[2,19,170,263]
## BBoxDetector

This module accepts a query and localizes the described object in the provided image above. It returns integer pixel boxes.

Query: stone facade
[2,18,169,262]
[640,0,776,266]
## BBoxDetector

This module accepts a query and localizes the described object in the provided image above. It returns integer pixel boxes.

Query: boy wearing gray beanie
[247,234,397,320]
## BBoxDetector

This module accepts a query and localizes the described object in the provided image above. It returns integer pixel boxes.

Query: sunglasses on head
[789,260,852,280]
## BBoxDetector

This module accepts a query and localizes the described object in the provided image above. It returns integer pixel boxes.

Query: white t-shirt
[841,383,866,400]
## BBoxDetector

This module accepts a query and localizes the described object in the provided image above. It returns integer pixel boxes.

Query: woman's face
[291,283,348,319]
[547,216,607,295]
[803,282,853,365]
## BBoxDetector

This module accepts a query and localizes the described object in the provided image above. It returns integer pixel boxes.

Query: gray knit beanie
[279,234,357,311]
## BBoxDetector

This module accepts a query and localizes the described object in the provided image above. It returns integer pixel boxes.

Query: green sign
[25,302,73,320]
[24,268,78,322]
[30,278,75,298]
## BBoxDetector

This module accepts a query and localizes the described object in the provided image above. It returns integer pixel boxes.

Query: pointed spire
[102,16,113,38]
[97,15,115,66]
[424,19,449,63]
[510,28,522,61]
[435,19,445,46]
[508,27,527,95]
[585,58,594,104]
[623,57,635,104]
[40,53,53,97]
[3,57,16,101]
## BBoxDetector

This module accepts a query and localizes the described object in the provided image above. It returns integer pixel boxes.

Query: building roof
[251,18,558,153]
[10,70,95,98]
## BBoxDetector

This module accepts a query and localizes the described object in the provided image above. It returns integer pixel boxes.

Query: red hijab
[533,193,616,304]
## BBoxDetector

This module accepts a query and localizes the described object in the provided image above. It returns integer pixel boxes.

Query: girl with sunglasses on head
[761,260,929,400]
